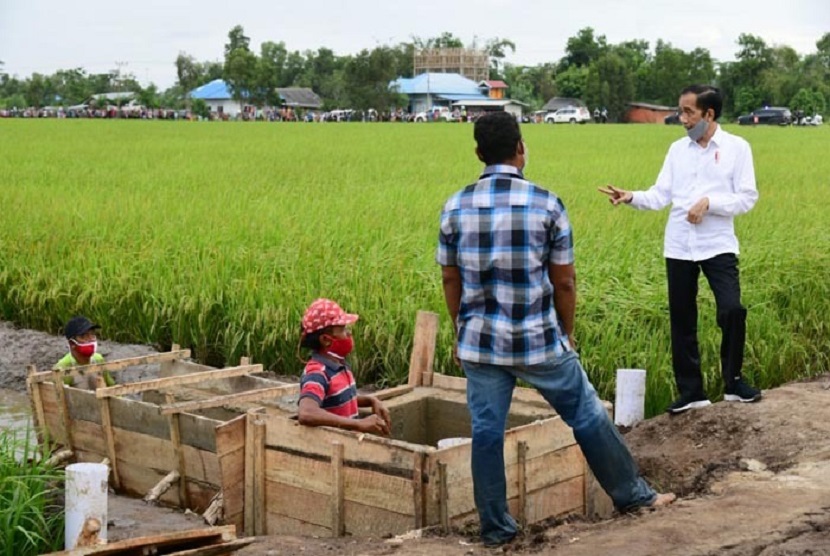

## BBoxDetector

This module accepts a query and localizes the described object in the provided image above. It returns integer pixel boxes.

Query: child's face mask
[326,336,354,358]
[71,339,97,359]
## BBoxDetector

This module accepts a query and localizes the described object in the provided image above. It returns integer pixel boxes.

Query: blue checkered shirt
[436,165,574,366]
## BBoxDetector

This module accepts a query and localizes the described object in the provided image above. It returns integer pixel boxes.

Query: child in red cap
[298,298,391,436]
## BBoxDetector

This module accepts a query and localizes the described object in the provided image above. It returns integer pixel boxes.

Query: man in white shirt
[599,85,762,414]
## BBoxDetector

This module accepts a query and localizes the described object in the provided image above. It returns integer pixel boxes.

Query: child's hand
[358,414,390,436]
[371,398,392,429]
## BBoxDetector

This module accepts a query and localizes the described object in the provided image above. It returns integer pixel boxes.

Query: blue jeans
[463,351,656,545]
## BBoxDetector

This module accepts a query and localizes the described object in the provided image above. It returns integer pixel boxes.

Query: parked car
[544,106,591,124]
[664,111,681,125]
[413,106,456,122]
[737,107,792,126]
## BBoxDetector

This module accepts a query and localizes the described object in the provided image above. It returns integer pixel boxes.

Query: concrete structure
[625,102,677,123]
[390,73,487,114]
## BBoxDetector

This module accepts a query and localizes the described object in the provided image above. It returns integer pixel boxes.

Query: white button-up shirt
[630,125,758,261]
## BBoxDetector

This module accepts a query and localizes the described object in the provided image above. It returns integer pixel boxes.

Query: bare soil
[2,321,829,555]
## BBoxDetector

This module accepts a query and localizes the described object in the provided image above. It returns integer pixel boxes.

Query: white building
[189,79,243,118]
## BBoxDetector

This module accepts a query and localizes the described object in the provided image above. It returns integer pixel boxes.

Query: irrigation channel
[0,387,32,433]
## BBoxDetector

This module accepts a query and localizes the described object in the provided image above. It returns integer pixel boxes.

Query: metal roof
[390,73,486,97]
[190,79,234,100]
[436,93,490,101]
[275,88,322,109]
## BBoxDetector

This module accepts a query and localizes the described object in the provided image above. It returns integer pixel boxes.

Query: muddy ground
[1,321,829,555]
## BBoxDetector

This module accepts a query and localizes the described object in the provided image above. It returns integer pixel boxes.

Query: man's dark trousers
[666,253,746,397]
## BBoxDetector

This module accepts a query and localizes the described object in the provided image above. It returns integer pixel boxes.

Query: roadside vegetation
[0,121,827,415]
[0,429,65,555]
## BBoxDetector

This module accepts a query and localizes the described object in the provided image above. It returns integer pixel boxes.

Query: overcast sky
[1,0,827,90]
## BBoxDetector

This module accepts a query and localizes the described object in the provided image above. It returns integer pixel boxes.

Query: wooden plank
[160,385,299,415]
[330,441,345,537]
[253,419,266,537]
[52,369,74,450]
[40,525,235,555]
[261,413,422,472]
[584,453,614,519]
[167,392,190,509]
[523,476,585,524]
[97,364,263,399]
[373,385,415,401]
[432,373,554,407]
[165,538,255,556]
[517,440,528,527]
[265,480,331,528]
[96,376,120,489]
[342,500,413,536]
[215,414,246,534]
[266,512,330,537]
[438,461,449,532]
[412,451,426,529]
[243,413,266,536]
[407,311,439,387]
[114,458,219,512]
[264,449,414,515]
[33,350,191,384]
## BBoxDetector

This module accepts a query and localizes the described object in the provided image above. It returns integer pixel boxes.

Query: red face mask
[326,336,354,358]
[71,340,97,359]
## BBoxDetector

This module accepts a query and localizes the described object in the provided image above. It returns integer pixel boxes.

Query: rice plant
[0,120,827,416]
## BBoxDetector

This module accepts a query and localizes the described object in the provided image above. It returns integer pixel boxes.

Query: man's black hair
[300,326,332,351]
[681,85,723,120]
[474,111,522,165]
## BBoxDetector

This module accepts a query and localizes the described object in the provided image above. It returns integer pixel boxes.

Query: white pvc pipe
[437,437,471,449]
[65,463,108,549]
[614,369,647,427]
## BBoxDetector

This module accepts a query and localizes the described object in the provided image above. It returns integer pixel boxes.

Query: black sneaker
[667,393,711,414]
[724,381,762,403]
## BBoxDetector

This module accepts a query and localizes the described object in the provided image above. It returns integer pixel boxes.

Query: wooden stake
[517,440,528,527]
[407,311,439,387]
[438,461,449,533]
[26,364,46,446]
[144,470,180,504]
[96,375,120,489]
[330,441,345,537]
[412,452,426,529]
[166,393,190,509]
[244,413,266,537]
[159,344,181,378]
[52,369,74,451]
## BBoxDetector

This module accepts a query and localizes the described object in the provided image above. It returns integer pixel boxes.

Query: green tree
[343,47,406,110]
[485,37,516,79]
[223,26,258,105]
[584,52,634,121]
[554,65,588,99]
[413,32,464,49]
[561,27,607,69]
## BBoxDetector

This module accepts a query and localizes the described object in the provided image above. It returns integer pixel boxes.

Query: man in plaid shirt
[437,112,674,547]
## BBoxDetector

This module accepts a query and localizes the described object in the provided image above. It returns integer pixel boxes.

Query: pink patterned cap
[301,298,359,335]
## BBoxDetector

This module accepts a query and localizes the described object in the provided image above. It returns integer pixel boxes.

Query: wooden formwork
[219,311,613,538]
[26,311,613,538]
[26,348,298,515]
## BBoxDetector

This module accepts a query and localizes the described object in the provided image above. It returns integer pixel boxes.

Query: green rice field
[1,120,828,416]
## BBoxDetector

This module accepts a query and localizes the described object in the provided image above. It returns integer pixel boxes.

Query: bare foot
[650,492,677,507]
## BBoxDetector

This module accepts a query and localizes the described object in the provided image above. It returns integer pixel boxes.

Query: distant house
[190,79,243,117]
[275,88,322,109]
[479,80,509,100]
[541,97,587,112]
[625,102,677,123]
[390,73,487,113]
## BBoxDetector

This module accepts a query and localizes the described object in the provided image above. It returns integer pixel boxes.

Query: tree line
[2,27,828,121]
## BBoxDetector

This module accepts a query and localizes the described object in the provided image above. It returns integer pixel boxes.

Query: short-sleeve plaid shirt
[436,164,574,366]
